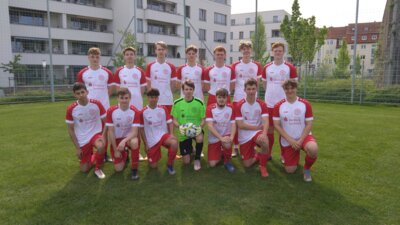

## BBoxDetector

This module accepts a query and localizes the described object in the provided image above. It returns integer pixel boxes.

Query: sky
[231,0,387,27]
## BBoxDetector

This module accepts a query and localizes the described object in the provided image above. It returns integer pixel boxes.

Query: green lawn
[0,101,399,225]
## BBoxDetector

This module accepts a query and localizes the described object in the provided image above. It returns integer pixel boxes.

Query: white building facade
[0,0,231,87]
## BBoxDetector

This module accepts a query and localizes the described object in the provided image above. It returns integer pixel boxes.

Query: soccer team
[66,40,319,182]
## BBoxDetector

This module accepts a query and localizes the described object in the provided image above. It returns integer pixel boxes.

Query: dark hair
[117,88,131,97]
[182,79,195,90]
[146,88,160,97]
[244,78,258,88]
[215,88,229,97]
[282,79,298,89]
[73,82,87,92]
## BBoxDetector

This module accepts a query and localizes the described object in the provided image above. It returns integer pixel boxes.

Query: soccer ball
[180,123,201,138]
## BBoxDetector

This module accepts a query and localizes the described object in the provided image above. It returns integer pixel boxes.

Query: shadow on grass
[27,159,378,225]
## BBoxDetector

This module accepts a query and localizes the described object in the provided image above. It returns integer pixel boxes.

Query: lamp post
[42,60,47,88]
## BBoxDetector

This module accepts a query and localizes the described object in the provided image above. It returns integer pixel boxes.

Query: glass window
[214,31,226,43]
[185,5,190,18]
[361,35,367,40]
[137,0,143,8]
[245,18,250,25]
[137,19,143,33]
[199,9,206,21]
[239,31,243,39]
[186,26,190,39]
[273,15,279,23]
[214,13,227,25]
[199,29,206,41]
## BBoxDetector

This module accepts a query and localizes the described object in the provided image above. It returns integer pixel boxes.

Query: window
[214,13,227,25]
[231,19,235,25]
[199,9,206,21]
[239,31,244,39]
[137,19,143,33]
[361,44,366,49]
[230,45,233,52]
[273,15,279,23]
[250,31,254,38]
[372,34,377,40]
[186,26,190,39]
[364,27,369,31]
[70,17,97,31]
[245,18,250,25]
[229,57,233,64]
[9,8,45,26]
[214,31,226,43]
[185,5,190,18]
[137,0,143,8]
[351,45,354,50]
[351,36,355,41]
[361,35,367,41]
[137,43,144,55]
[199,48,206,61]
[371,58,374,65]
[213,0,227,4]
[199,29,206,41]
[271,30,280,37]
[230,32,233,40]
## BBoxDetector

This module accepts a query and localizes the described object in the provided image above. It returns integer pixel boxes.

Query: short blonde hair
[87,47,101,55]
[185,45,198,54]
[272,42,285,51]
[282,79,298,89]
[239,40,253,50]
[123,47,136,55]
[213,46,226,54]
[155,41,167,49]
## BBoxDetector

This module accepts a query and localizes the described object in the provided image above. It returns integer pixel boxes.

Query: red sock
[95,151,105,169]
[304,155,317,170]
[267,133,274,157]
[223,148,232,164]
[131,148,139,170]
[258,153,269,167]
[167,148,177,166]
[90,152,96,165]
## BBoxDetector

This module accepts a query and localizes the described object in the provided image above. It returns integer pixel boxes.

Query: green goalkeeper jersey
[171,97,205,141]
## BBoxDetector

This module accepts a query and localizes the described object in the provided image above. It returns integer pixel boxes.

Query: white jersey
[262,61,297,108]
[139,105,172,148]
[146,61,177,105]
[177,64,205,100]
[273,97,313,147]
[77,66,113,110]
[231,60,262,102]
[235,99,269,144]
[114,66,147,110]
[105,105,141,139]
[204,65,235,95]
[205,103,235,144]
[65,99,106,147]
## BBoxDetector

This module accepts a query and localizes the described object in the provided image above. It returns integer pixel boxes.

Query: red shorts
[239,131,264,160]
[160,105,172,115]
[147,133,172,164]
[208,141,232,161]
[111,138,128,165]
[207,94,231,106]
[80,133,103,165]
[267,107,274,127]
[280,135,316,166]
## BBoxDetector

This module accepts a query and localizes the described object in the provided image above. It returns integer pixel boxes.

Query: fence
[0,66,399,105]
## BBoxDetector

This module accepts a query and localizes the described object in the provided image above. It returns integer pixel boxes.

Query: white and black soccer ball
[180,123,201,138]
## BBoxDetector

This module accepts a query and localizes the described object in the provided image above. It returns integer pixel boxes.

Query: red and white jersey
[65,99,106,147]
[204,65,235,95]
[146,61,177,105]
[105,105,141,139]
[76,66,113,110]
[114,66,147,110]
[273,97,313,147]
[177,64,205,100]
[235,99,269,144]
[231,60,262,102]
[205,104,235,144]
[262,61,297,108]
[139,105,172,148]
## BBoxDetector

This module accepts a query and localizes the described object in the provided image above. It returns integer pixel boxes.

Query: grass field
[0,100,399,225]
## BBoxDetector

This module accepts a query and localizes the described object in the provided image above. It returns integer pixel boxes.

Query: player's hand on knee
[114,150,122,158]
[117,142,126,152]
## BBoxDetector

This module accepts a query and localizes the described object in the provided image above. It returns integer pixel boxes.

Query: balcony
[68,41,113,56]
[9,7,62,28]
[63,0,110,9]
[67,16,112,33]
[11,37,64,54]
[144,8,182,25]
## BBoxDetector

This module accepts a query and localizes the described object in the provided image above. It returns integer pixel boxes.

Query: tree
[334,40,351,78]
[0,54,27,84]
[280,0,327,66]
[251,15,269,66]
[112,30,145,69]
[355,55,362,76]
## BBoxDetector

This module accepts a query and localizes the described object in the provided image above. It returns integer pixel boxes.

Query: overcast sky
[231,0,386,27]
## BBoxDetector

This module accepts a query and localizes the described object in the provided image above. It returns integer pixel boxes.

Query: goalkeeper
[172,79,205,171]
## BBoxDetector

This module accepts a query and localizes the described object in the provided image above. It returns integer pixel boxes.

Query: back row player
[76,41,296,162]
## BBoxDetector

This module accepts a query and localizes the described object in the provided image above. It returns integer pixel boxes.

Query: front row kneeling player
[66,82,107,179]
[206,88,236,173]
[140,88,179,175]
[106,88,141,180]
[273,79,318,182]
[235,78,270,177]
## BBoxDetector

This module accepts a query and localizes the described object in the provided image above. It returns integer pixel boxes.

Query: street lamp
[42,60,47,87]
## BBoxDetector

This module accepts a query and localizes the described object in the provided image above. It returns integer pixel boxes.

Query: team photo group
[65,40,319,182]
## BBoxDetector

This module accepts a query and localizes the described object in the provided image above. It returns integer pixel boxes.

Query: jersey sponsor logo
[163,69,169,75]
[89,109,97,116]
[294,108,302,115]
[132,73,139,80]
[253,109,261,117]
[280,70,286,76]
[98,74,105,81]
[157,112,164,119]
[195,70,201,76]
[248,68,255,74]
[222,72,228,78]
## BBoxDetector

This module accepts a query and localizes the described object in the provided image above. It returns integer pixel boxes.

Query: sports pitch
[0,101,399,225]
